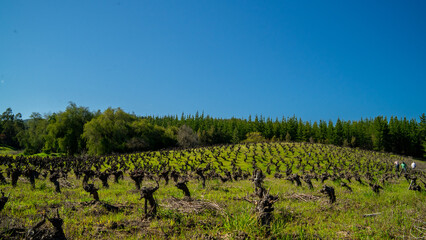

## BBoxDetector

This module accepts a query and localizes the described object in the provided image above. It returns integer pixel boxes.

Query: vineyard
[0,142,425,239]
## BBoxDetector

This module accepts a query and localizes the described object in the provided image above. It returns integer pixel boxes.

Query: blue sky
[1,1,425,122]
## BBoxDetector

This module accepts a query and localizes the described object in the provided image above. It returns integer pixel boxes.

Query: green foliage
[1,142,424,239]
[334,118,344,146]
[44,102,93,155]
[243,132,267,143]
[420,113,426,157]
[83,107,135,155]
[372,116,390,152]
[17,112,48,155]
[130,119,177,151]
[231,128,240,144]
[0,108,24,149]
[83,108,177,155]
[285,132,291,142]
[1,105,425,158]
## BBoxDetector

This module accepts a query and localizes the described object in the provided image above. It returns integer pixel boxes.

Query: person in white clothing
[411,162,416,169]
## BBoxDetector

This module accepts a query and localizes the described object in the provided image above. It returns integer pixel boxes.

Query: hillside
[0,142,425,239]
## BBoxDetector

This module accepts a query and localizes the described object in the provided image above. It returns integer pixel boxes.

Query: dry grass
[280,193,321,202]
[161,197,224,215]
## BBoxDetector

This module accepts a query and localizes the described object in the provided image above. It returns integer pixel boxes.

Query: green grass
[1,173,425,239]
[0,146,23,155]
[0,177,426,239]
[30,152,66,157]
[1,142,425,239]
[0,146,65,157]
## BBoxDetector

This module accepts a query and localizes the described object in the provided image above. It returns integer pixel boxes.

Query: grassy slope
[0,146,23,156]
[0,142,425,239]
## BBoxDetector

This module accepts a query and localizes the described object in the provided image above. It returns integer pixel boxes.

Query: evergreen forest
[1,103,425,158]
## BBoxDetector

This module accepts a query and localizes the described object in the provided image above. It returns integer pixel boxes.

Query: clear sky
[1,1,425,122]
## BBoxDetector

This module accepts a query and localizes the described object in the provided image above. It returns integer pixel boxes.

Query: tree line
[1,103,425,157]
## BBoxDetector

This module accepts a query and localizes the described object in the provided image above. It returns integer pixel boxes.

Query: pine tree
[334,118,344,146]
[420,113,426,157]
